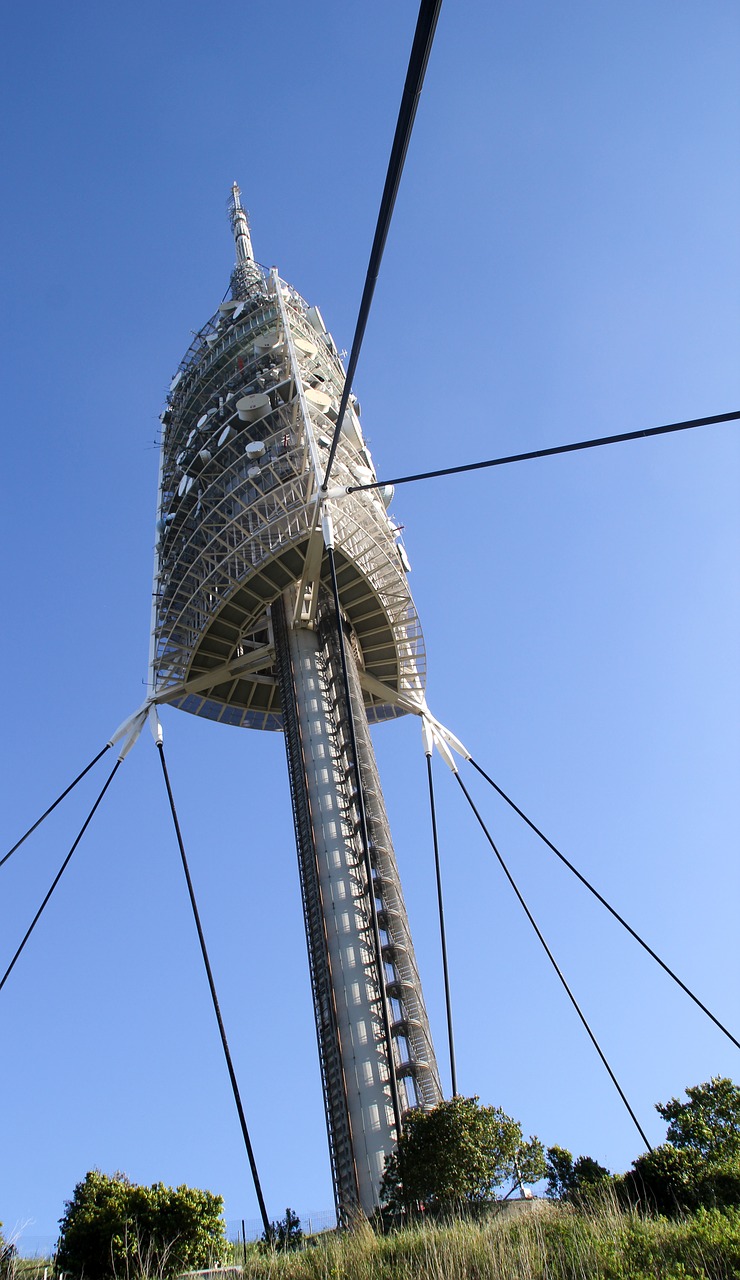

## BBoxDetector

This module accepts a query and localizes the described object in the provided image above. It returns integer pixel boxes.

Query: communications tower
[150,186,442,1218]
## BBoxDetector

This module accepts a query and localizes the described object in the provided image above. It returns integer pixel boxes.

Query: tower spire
[228,181,254,264]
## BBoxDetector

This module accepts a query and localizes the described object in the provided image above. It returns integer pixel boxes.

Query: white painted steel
[285,620,397,1214]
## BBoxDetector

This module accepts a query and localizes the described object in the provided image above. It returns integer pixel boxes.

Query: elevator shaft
[273,594,442,1219]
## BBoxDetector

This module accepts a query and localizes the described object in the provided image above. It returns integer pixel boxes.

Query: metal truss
[152,261,426,730]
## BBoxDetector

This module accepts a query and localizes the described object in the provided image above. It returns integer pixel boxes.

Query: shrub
[0,1225,17,1280]
[56,1171,226,1279]
[545,1146,612,1205]
[260,1208,303,1253]
[621,1145,740,1218]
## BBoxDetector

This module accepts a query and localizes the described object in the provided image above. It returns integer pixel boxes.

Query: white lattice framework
[151,235,425,727]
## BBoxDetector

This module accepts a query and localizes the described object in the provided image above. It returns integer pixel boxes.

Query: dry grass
[239,1199,740,1280]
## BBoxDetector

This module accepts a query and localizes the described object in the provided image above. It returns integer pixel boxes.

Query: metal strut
[423,744,458,1097]
[1,744,112,871]
[453,770,653,1153]
[155,741,272,1239]
[468,757,740,1055]
[0,758,122,994]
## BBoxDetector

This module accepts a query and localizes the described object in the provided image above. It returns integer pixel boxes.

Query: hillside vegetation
[5,1199,740,1279]
[243,1202,740,1280]
[7,1078,740,1279]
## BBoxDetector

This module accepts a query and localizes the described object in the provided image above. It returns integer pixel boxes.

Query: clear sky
[1,0,739,1251]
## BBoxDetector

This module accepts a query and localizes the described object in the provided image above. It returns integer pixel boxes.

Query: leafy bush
[56,1171,226,1279]
[546,1077,740,1220]
[617,1205,740,1279]
[620,1145,740,1218]
[617,1078,740,1218]
[619,1144,704,1216]
[0,1224,17,1280]
[545,1146,612,1205]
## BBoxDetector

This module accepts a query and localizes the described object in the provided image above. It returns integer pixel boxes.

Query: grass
[3,1263,54,1280]
[237,1200,740,1280]
[8,1201,740,1280]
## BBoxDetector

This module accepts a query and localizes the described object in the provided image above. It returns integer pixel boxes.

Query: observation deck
[151,259,425,730]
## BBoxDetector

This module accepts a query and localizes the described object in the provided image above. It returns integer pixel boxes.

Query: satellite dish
[218,299,239,315]
[246,441,266,460]
[306,304,327,334]
[197,413,210,429]
[294,335,318,360]
[236,392,271,422]
[198,448,212,464]
[248,465,262,480]
[233,302,246,320]
[305,387,332,413]
[380,485,395,508]
[178,475,194,498]
[341,409,363,447]
[218,425,235,447]
[254,328,283,355]
[169,371,183,392]
[206,332,220,347]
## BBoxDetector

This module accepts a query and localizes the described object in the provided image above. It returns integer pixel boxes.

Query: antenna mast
[228,182,254,264]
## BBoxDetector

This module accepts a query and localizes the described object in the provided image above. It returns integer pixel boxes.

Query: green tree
[619,1077,740,1216]
[56,1171,226,1279]
[544,1145,575,1201]
[0,1224,17,1280]
[380,1096,545,1215]
[621,1144,740,1216]
[656,1077,740,1161]
[545,1146,612,1203]
[262,1208,303,1252]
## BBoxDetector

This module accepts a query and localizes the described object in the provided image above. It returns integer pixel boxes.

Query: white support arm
[427,718,458,773]
[118,712,148,761]
[322,510,335,550]
[148,705,163,746]
[107,701,152,748]
[353,671,473,768]
[426,715,472,763]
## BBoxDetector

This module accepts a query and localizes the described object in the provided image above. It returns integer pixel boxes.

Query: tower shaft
[273,595,441,1217]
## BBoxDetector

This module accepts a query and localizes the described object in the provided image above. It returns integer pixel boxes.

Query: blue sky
[2,0,739,1249]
